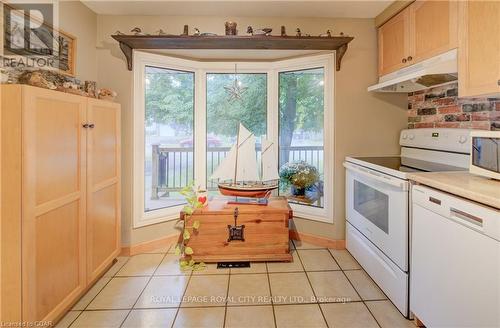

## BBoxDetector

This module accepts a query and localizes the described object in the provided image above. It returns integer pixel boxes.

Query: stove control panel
[400,128,470,154]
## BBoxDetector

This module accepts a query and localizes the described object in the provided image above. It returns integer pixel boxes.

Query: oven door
[344,162,409,271]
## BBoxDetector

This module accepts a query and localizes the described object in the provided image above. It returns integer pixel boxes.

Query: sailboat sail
[210,145,237,181]
[261,139,280,181]
[235,124,259,182]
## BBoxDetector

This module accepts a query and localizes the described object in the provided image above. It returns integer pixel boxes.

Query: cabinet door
[410,0,458,63]
[378,9,411,76]
[459,0,500,97]
[22,87,87,322]
[86,99,121,283]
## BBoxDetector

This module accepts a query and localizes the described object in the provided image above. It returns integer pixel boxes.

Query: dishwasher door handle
[450,207,484,228]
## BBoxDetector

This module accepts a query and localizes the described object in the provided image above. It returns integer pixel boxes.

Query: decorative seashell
[131,27,145,35]
[247,26,272,36]
[193,28,201,36]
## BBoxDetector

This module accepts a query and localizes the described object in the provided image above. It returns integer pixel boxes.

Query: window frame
[133,51,334,228]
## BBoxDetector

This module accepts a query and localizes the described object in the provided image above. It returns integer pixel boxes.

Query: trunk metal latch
[227,207,245,242]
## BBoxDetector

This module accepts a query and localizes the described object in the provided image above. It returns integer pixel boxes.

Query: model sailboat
[210,123,280,198]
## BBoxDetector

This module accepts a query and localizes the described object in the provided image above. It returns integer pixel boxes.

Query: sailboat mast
[233,124,240,185]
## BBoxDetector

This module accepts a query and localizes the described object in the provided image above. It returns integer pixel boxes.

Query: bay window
[133,52,333,227]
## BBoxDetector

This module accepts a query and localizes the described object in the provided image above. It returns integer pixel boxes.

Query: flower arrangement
[279,161,320,192]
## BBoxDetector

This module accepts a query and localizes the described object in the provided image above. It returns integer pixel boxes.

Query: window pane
[144,66,194,212]
[278,68,324,208]
[206,73,267,193]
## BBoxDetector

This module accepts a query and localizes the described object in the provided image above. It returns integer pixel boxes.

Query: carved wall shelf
[111,34,354,71]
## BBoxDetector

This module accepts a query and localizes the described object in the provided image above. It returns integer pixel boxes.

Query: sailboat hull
[218,183,278,198]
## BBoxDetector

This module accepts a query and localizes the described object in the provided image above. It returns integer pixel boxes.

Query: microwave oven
[470,131,500,180]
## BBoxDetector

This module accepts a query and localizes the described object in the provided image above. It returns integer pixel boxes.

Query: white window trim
[133,51,335,228]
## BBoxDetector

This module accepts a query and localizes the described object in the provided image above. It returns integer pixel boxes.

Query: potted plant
[279,161,320,197]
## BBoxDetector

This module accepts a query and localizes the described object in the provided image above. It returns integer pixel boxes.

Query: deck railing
[150,144,323,199]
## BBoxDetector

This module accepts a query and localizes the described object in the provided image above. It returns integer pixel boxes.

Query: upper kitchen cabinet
[458,0,500,97]
[409,0,457,63]
[378,0,458,77]
[378,9,410,76]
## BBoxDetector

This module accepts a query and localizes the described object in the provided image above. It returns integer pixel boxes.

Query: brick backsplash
[408,83,500,130]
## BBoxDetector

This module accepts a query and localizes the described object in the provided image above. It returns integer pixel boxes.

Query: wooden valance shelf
[111,34,354,71]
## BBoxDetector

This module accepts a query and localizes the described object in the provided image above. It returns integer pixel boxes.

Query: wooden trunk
[182,197,293,262]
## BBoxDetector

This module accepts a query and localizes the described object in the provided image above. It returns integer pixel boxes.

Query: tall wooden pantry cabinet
[0,85,121,325]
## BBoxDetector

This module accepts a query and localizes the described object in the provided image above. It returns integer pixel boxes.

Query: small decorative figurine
[115,30,125,35]
[296,28,302,37]
[319,30,332,37]
[225,21,237,35]
[246,26,272,36]
[182,25,189,36]
[131,27,144,35]
[155,29,167,35]
[281,26,286,36]
[193,28,201,36]
[84,81,97,98]
[98,88,118,101]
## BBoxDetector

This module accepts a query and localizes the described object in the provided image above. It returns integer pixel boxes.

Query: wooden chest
[182,197,293,262]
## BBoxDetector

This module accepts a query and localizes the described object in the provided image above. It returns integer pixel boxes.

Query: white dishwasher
[411,185,500,328]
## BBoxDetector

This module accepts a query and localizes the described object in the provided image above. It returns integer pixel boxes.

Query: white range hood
[368,49,458,93]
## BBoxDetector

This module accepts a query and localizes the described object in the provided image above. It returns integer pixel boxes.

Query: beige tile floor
[57,241,415,328]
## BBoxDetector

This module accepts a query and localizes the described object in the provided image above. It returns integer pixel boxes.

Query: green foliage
[176,181,205,271]
[206,74,267,136]
[144,69,324,140]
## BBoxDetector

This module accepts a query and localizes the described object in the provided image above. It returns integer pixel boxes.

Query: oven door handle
[343,162,409,191]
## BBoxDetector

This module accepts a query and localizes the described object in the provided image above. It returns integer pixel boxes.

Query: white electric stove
[343,128,471,317]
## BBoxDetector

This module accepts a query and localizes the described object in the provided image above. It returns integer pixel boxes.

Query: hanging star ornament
[224,77,248,102]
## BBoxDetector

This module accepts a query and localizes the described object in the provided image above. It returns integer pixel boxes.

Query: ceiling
[82,0,392,18]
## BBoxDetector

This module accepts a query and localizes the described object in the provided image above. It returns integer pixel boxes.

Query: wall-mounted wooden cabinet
[378,0,458,76]
[1,85,121,324]
[458,0,500,97]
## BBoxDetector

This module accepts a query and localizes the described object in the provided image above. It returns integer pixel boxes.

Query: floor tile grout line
[265,262,278,328]
[295,248,330,328]
[118,251,170,328]
[222,266,231,327]
[334,252,383,328]
[67,257,131,327]
[170,269,194,328]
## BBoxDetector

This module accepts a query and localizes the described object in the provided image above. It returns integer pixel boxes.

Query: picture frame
[3,3,77,76]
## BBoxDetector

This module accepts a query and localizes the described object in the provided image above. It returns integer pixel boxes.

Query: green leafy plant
[174,182,206,271]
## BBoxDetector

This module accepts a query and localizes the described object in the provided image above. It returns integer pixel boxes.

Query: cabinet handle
[407,56,413,61]
[89,123,95,129]
[402,58,407,63]
[82,123,89,128]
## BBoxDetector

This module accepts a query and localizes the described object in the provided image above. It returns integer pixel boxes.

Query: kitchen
[0,1,499,327]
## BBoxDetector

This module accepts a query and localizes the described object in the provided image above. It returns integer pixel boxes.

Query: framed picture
[3,3,77,76]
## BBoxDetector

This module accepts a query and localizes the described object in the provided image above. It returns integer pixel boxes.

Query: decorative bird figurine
[193,28,201,36]
[319,30,332,37]
[247,26,272,36]
[131,27,144,35]
[155,29,167,35]
[296,28,302,37]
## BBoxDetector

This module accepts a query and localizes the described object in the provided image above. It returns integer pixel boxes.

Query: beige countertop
[408,171,500,209]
